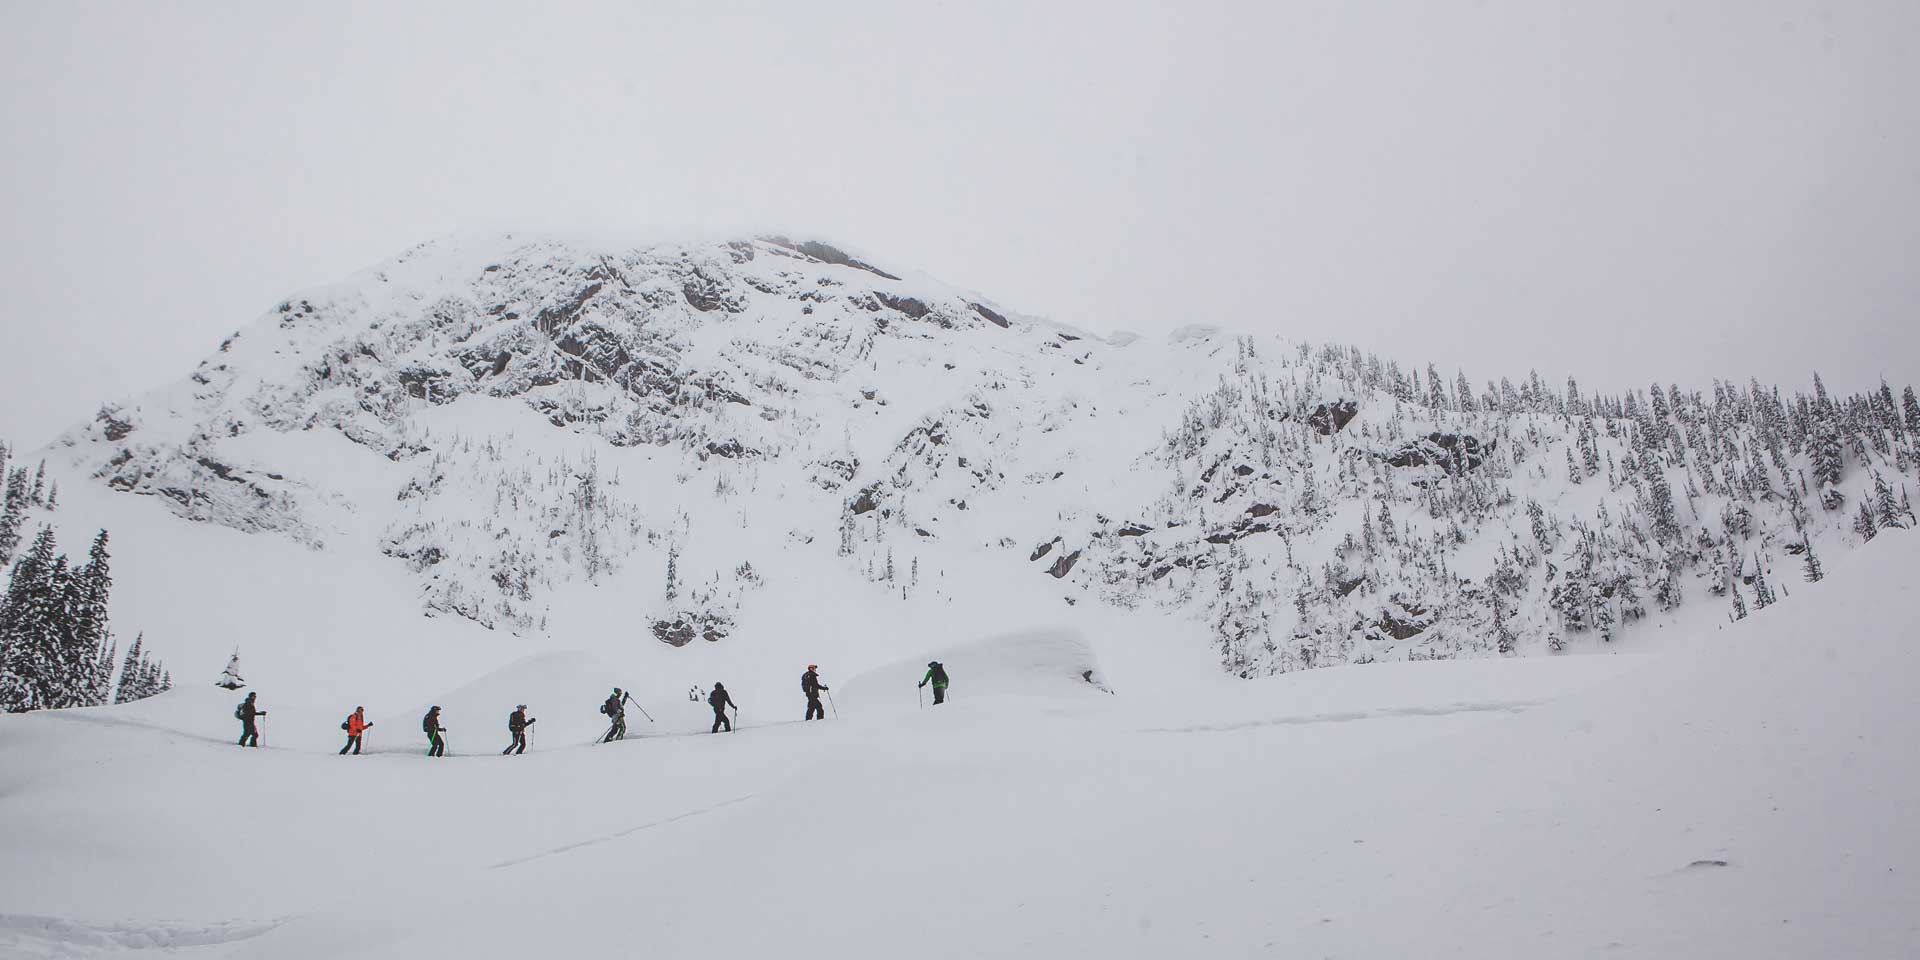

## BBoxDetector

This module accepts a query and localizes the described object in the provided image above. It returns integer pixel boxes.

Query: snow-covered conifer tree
[215,650,244,690]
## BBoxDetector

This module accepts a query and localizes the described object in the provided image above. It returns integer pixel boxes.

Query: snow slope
[1,534,1914,958]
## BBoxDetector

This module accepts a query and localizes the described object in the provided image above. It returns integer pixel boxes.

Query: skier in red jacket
[339,706,373,755]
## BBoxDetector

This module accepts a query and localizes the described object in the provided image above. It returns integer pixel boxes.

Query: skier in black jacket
[235,692,266,747]
[600,688,635,743]
[708,683,736,733]
[423,705,447,757]
[801,665,829,721]
[502,704,535,755]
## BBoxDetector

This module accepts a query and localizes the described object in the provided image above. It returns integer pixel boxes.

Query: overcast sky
[2,1,1915,446]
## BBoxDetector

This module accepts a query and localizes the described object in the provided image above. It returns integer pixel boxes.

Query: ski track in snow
[1141,699,1545,734]
[487,792,759,870]
[0,913,286,957]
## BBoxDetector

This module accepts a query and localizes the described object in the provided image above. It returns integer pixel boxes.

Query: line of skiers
[233,661,951,755]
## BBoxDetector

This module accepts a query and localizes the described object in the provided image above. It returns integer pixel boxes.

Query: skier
[235,691,266,747]
[600,688,636,743]
[423,705,447,757]
[707,682,737,733]
[502,704,535,755]
[338,706,373,755]
[801,664,829,720]
[918,661,950,705]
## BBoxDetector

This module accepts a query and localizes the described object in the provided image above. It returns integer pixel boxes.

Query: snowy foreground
[3,540,1917,958]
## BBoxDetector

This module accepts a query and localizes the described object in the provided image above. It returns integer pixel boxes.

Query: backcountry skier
[338,706,372,755]
[235,691,266,747]
[918,661,950,705]
[600,688,636,743]
[423,705,447,757]
[502,704,535,755]
[708,682,737,733]
[801,665,829,720]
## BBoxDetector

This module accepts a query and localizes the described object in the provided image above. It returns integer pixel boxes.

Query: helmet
[430,705,440,711]
[807,664,817,671]
[928,661,939,668]
[516,704,527,710]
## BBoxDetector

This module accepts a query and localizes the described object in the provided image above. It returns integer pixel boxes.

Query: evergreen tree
[116,634,145,704]
[0,528,61,712]
[1642,455,1679,543]
[94,637,116,706]
[1751,558,1777,609]
[1873,473,1905,530]
[664,548,679,601]
[68,531,112,707]
[1729,582,1748,621]
[0,469,27,564]
[1903,385,1920,437]
[215,650,244,690]
[1801,539,1824,583]
[1855,500,1879,541]
[1809,414,1845,509]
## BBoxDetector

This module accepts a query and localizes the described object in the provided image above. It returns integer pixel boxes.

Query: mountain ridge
[26,230,1919,684]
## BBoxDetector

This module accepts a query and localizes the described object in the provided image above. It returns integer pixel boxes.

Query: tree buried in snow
[216,651,244,690]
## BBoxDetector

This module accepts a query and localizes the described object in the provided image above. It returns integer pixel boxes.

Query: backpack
[708,689,724,708]
[422,712,435,733]
[800,672,811,693]
[931,663,949,685]
[340,718,350,731]
[235,703,245,720]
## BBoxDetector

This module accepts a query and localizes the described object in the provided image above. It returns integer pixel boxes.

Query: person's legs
[933,686,946,705]
[806,699,823,720]
[340,737,351,755]
[241,721,259,746]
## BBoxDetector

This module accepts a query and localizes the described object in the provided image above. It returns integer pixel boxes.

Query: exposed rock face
[1386,433,1491,474]
[1307,399,1359,435]
[651,611,733,647]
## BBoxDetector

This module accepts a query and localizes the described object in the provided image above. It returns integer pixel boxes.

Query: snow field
[4,531,1913,957]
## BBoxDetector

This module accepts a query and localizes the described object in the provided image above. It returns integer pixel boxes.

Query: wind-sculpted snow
[44,231,1920,676]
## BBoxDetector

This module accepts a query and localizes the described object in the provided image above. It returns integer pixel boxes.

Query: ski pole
[918,685,923,709]
[630,694,654,723]
[827,690,838,719]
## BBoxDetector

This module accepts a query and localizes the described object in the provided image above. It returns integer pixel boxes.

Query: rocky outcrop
[1308,399,1358,435]
[1386,433,1491,474]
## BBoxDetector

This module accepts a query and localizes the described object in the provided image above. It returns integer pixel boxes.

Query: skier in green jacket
[918,661,949,705]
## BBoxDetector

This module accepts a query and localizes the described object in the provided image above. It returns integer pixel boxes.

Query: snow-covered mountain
[33,230,1920,686]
